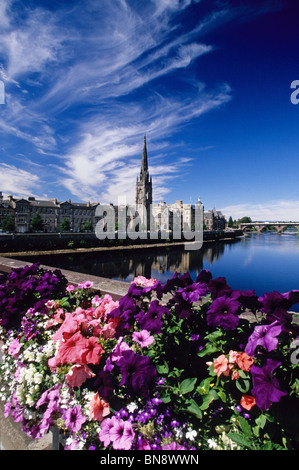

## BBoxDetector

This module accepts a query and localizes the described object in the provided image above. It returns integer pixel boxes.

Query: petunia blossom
[89,393,110,421]
[251,359,288,411]
[245,321,282,356]
[99,416,135,450]
[132,329,154,348]
[8,338,21,357]
[207,295,240,330]
[66,364,96,388]
[63,405,86,432]
[117,350,157,395]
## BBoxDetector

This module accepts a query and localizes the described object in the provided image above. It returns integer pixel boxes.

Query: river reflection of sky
[20,232,299,312]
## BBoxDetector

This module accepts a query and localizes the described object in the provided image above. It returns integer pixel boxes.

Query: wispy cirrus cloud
[0,0,281,203]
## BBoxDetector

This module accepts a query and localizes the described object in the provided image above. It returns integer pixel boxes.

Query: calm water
[20,232,299,310]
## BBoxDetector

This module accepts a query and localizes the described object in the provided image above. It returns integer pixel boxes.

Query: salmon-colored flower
[231,369,239,380]
[66,364,95,387]
[89,392,110,421]
[229,350,238,363]
[236,352,254,372]
[240,394,256,410]
[213,354,232,377]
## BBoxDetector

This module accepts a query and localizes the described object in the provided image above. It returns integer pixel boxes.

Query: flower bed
[0,264,299,450]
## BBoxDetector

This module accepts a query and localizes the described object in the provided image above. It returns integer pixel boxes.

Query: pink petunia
[8,338,21,357]
[82,336,104,365]
[66,364,95,387]
[132,330,154,348]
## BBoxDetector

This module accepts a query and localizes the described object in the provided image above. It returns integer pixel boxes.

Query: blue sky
[0,0,299,221]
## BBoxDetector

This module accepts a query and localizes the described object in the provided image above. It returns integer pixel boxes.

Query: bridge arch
[239,222,299,233]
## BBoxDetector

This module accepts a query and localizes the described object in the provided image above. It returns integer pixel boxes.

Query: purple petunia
[260,291,292,324]
[94,370,115,401]
[117,350,157,395]
[175,282,208,303]
[135,300,168,334]
[207,277,231,299]
[206,295,240,330]
[245,321,282,356]
[251,359,287,411]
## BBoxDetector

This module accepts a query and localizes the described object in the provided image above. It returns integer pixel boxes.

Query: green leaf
[197,377,214,395]
[235,378,250,393]
[255,414,267,429]
[217,390,227,403]
[239,416,252,438]
[186,399,203,419]
[227,432,254,450]
[200,392,216,410]
[205,330,223,342]
[156,362,169,375]
[197,342,219,357]
[180,377,197,395]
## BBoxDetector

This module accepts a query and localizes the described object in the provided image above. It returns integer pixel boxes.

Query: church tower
[136,135,152,229]
[136,135,152,207]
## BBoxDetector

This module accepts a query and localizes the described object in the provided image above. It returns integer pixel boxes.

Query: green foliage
[30,211,44,232]
[1,213,15,232]
[60,217,71,231]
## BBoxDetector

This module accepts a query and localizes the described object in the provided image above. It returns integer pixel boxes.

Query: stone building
[204,208,226,231]
[1,137,225,234]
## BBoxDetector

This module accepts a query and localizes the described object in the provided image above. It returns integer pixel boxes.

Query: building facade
[1,137,226,233]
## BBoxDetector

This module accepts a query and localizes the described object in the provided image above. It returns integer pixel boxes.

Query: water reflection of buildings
[100,238,239,281]
[21,238,241,282]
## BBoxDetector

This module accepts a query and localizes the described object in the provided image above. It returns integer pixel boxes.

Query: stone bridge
[239,222,299,233]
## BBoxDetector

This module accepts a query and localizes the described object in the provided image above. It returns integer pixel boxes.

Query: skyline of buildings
[0,137,226,234]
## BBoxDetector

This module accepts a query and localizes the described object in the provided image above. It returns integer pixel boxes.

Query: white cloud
[0,163,40,197]
[220,200,299,222]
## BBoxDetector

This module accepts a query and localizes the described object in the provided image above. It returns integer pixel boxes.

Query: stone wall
[0,229,243,253]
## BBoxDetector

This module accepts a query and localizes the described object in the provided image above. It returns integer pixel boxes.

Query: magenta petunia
[62,405,86,432]
[132,329,155,348]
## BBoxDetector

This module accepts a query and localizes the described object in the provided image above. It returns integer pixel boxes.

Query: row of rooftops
[0,192,99,209]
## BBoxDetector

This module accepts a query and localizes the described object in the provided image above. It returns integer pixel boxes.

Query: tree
[30,211,44,232]
[238,216,252,224]
[228,216,234,228]
[81,220,92,232]
[1,214,15,232]
[60,217,71,231]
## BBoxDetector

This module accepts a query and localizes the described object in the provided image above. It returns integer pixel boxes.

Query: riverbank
[0,229,243,257]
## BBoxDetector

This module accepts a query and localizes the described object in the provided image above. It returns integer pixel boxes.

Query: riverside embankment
[0,229,243,257]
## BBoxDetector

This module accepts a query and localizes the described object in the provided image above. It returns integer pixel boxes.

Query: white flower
[33,372,43,384]
[26,395,35,406]
[174,427,183,439]
[186,428,197,441]
[207,438,218,449]
[127,402,138,413]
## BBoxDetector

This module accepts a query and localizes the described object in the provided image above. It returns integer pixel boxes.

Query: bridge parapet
[239,222,299,233]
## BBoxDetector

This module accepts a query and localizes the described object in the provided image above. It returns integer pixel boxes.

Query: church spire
[140,134,148,178]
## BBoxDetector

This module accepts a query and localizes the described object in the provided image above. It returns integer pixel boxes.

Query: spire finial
[141,134,148,176]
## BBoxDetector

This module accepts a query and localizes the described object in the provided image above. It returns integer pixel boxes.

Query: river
[20,231,299,311]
